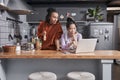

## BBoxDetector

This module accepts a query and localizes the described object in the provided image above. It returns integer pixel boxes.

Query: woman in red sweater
[37,8,63,50]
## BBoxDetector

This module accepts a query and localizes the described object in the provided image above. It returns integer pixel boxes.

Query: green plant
[87,6,103,21]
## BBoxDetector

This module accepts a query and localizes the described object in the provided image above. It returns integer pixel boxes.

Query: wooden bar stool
[28,71,57,80]
[67,71,95,80]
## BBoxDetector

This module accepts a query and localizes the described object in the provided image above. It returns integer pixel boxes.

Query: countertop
[0,50,120,59]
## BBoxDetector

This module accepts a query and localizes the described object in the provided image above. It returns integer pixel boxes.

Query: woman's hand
[55,39,61,51]
[70,36,77,48]
[56,48,62,51]
[72,41,77,48]
[43,31,47,41]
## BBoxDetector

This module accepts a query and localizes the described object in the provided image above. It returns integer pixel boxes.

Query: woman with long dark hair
[37,8,63,50]
[61,17,82,50]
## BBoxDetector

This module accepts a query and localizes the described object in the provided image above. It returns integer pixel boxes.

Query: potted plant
[86,6,103,22]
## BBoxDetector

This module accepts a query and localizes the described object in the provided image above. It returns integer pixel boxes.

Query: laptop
[75,39,97,53]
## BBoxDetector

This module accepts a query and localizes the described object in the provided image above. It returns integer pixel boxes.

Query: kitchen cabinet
[89,22,113,50]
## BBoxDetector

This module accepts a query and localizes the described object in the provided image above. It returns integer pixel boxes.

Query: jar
[35,38,42,50]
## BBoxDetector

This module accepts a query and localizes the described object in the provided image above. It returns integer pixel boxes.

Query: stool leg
[101,60,113,80]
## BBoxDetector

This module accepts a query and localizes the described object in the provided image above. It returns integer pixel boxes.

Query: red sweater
[37,21,63,50]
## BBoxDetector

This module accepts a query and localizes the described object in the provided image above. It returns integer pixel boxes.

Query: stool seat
[67,71,95,80]
[28,71,57,80]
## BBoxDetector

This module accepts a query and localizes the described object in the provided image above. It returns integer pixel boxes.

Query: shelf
[28,21,40,24]
[60,21,87,23]
[8,9,32,15]
[0,3,31,15]
[28,21,88,23]
[0,4,8,10]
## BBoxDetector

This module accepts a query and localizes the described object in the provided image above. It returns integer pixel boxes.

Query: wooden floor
[113,63,120,80]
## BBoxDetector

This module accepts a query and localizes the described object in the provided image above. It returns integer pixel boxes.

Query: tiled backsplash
[0,19,15,46]
[0,19,31,46]
[19,23,30,43]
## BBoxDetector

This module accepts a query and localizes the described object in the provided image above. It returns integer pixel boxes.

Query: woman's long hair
[45,8,58,24]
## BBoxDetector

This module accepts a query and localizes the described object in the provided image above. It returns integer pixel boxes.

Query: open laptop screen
[75,39,97,53]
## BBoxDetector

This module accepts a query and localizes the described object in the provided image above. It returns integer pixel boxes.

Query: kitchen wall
[0,1,107,47]
[0,19,14,46]
[114,14,120,50]
[0,0,30,46]
[27,3,107,22]
[27,2,107,43]
[0,1,108,47]
[0,10,18,46]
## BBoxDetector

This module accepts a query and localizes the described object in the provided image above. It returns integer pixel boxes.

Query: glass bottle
[35,37,42,50]
[16,43,21,54]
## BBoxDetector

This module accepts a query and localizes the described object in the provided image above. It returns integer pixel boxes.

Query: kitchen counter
[0,50,120,80]
[0,50,120,59]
